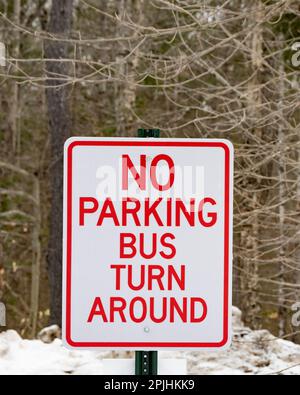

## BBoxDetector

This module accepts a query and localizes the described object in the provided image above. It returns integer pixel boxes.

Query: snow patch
[0,307,300,375]
[38,325,61,344]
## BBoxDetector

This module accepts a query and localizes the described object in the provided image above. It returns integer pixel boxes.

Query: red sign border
[65,140,232,348]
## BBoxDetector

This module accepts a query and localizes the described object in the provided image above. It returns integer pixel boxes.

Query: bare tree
[0,0,299,343]
[113,0,144,136]
[44,0,74,326]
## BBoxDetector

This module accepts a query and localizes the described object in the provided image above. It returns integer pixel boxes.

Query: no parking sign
[63,138,233,349]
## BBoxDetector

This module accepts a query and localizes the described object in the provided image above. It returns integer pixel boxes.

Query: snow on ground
[165,307,300,375]
[0,307,300,375]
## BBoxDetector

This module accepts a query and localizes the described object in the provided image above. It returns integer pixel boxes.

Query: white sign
[63,138,233,350]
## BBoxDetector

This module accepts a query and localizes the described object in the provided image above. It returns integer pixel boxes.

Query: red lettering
[122,198,141,226]
[140,233,157,259]
[79,197,99,226]
[149,297,167,323]
[150,154,175,191]
[170,297,188,323]
[175,198,195,226]
[160,233,176,259]
[97,198,120,226]
[88,295,208,323]
[122,155,146,190]
[145,198,163,226]
[110,297,126,322]
[198,198,217,227]
[128,265,145,291]
[78,196,218,228]
[166,198,172,226]
[168,265,185,290]
[129,297,147,323]
[110,264,126,290]
[120,233,137,258]
[148,265,165,290]
[190,297,208,323]
[87,297,108,323]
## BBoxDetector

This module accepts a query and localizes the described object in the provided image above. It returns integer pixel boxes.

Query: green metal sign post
[135,128,160,375]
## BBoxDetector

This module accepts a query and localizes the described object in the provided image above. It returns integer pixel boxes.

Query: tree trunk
[277,60,286,337]
[44,0,73,326]
[9,0,21,156]
[241,0,264,329]
[30,176,41,338]
[114,0,143,136]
